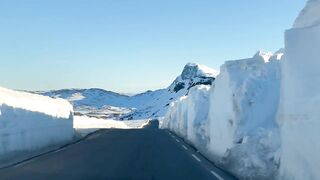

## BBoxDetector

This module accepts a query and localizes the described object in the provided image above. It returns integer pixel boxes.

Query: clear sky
[0,0,307,93]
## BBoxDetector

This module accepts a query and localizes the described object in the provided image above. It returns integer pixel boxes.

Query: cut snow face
[0,87,74,162]
[162,51,283,179]
[278,1,320,179]
[293,0,320,28]
[37,63,218,120]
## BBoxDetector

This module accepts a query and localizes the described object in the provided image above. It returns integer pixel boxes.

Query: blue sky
[0,0,306,93]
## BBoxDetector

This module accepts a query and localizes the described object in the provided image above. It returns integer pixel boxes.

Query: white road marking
[182,145,188,150]
[167,131,224,180]
[210,170,224,180]
[192,154,201,162]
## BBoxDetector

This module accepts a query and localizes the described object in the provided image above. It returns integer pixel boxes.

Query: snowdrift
[278,0,320,179]
[162,51,283,179]
[0,87,74,161]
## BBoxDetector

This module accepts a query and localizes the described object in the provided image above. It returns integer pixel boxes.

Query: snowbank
[74,116,129,136]
[40,63,218,121]
[74,116,149,136]
[278,1,320,179]
[0,87,74,161]
[162,85,211,152]
[293,0,320,29]
[207,51,282,179]
[162,51,283,179]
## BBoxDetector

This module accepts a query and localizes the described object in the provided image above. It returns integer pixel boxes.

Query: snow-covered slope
[37,63,218,120]
[37,88,134,119]
[278,0,320,179]
[123,63,218,120]
[0,87,74,162]
[162,51,284,179]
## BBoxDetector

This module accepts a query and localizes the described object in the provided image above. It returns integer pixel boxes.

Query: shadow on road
[141,119,159,129]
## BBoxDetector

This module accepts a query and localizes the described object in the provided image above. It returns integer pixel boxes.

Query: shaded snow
[38,63,218,120]
[74,116,148,136]
[293,0,320,28]
[162,51,283,179]
[278,1,320,179]
[0,87,74,162]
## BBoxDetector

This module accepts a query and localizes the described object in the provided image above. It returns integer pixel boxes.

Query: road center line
[175,139,180,143]
[210,170,224,180]
[192,154,201,162]
[182,145,188,150]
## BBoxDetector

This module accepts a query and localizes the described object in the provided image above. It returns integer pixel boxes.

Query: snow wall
[162,51,283,179]
[0,87,74,161]
[278,0,320,179]
[163,1,320,179]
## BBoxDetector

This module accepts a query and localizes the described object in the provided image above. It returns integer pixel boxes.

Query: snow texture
[293,0,320,29]
[162,51,283,179]
[74,116,149,136]
[278,1,320,179]
[162,85,211,152]
[0,87,74,161]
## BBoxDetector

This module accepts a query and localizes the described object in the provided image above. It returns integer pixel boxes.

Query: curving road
[0,129,237,180]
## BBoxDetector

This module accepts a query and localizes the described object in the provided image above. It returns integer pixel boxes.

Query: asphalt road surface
[0,129,237,180]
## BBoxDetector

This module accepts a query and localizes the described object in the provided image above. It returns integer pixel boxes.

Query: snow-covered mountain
[36,63,218,120]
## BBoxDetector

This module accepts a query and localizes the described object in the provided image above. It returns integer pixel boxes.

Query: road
[0,129,237,180]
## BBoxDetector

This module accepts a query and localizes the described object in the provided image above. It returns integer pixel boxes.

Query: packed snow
[1,87,72,119]
[0,87,74,162]
[207,51,282,179]
[278,0,320,179]
[74,116,149,136]
[163,1,320,179]
[162,51,283,179]
[293,0,320,28]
